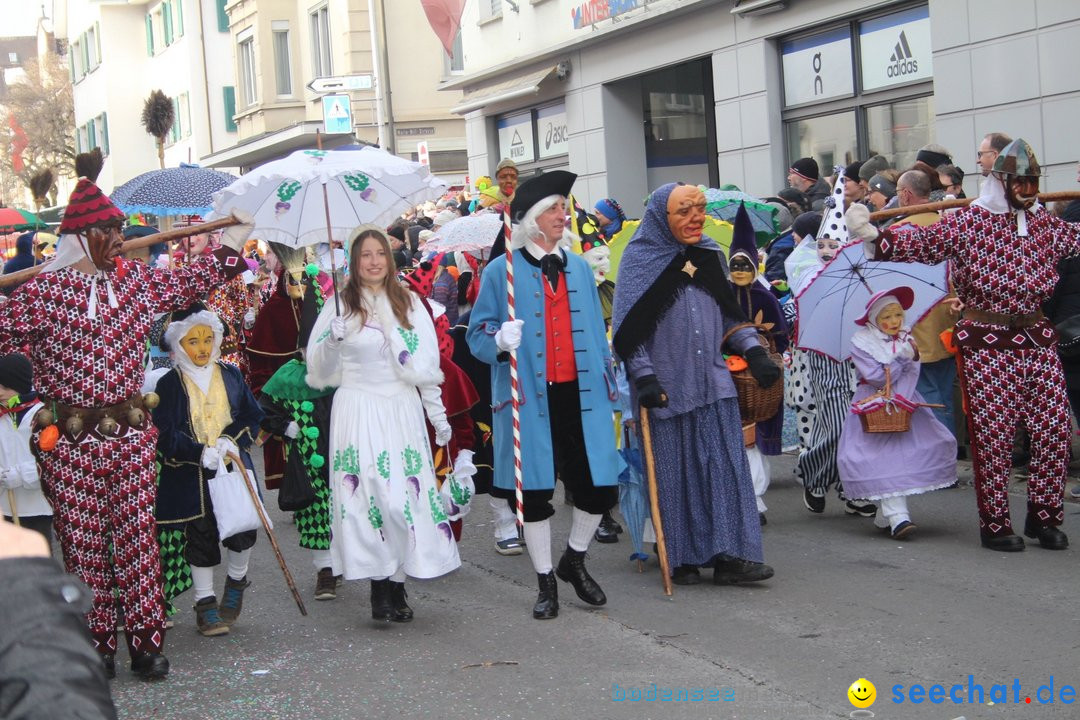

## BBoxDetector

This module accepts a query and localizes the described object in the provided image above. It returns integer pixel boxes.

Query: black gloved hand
[744,345,781,389]
[635,374,668,409]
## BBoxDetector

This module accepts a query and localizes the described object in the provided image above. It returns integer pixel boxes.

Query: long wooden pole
[869,190,1080,223]
[503,208,524,529]
[226,452,308,617]
[638,407,672,597]
[0,215,243,288]
[5,490,18,527]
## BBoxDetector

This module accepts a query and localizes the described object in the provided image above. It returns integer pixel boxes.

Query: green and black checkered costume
[259,359,334,550]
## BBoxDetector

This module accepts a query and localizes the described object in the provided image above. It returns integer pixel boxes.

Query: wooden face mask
[180,324,216,367]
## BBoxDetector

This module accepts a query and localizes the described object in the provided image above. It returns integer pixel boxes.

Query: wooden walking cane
[226,452,308,617]
[868,190,1080,223]
[0,214,245,288]
[638,407,672,597]
[5,490,18,527]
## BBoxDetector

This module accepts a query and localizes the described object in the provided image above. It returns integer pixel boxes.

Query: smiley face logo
[847,678,876,708]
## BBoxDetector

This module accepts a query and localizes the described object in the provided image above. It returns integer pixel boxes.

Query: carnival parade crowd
[1,131,1079,718]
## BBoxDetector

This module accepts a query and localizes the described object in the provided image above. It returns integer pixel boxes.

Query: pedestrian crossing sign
[322,94,353,134]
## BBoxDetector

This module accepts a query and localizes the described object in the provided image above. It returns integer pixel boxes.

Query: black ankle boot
[533,571,559,619]
[130,653,170,681]
[101,654,116,680]
[555,547,607,606]
[389,581,413,622]
[370,579,394,622]
[1023,518,1068,550]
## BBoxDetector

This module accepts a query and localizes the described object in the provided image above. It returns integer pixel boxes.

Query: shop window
[640,58,717,188]
[781,5,933,178]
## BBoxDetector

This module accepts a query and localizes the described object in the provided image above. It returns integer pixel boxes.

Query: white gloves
[215,437,240,462]
[284,421,300,439]
[243,309,256,329]
[434,423,452,447]
[330,316,347,343]
[201,446,220,470]
[845,203,879,245]
[220,208,257,253]
[0,469,17,490]
[494,319,524,352]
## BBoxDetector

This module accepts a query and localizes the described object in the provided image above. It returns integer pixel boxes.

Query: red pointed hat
[59,177,125,234]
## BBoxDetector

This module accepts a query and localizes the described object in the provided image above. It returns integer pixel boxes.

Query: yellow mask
[181,325,215,367]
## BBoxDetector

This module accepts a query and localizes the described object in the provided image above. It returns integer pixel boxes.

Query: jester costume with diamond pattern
[0,251,246,661]
[875,203,1080,539]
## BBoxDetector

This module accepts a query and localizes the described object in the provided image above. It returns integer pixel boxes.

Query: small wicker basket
[723,322,784,426]
[857,367,912,433]
[742,423,756,448]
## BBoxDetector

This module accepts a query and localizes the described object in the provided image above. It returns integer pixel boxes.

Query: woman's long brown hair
[339,227,413,329]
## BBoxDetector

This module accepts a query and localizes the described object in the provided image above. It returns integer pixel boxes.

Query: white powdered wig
[512,194,579,250]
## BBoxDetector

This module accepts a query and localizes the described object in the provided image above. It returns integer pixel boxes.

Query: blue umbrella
[618,428,650,567]
[111,163,238,216]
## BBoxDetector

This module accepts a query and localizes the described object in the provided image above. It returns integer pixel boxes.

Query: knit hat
[789,157,819,182]
[594,198,625,223]
[868,174,897,199]
[859,155,891,182]
[0,354,32,395]
[433,209,458,229]
[916,145,952,169]
[777,187,809,212]
[844,161,865,183]
[495,158,518,175]
[766,202,793,234]
[792,211,822,240]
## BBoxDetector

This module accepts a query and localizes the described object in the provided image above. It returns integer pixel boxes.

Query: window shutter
[100,113,109,155]
[223,86,237,132]
[176,0,184,37]
[216,0,229,32]
[87,118,96,149]
[164,3,173,46]
[146,15,154,55]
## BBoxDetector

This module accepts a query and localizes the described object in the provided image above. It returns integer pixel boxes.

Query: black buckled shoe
[980,533,1025,552]
[555,547,607,606]
[712,556,775,585]
[101,654,116,680]
[389,581,413,622]
[1023,520,1068,550]
[130,653,170,681]
[594,511,622,544]
[533,571,559,620]
[370,579,394,622]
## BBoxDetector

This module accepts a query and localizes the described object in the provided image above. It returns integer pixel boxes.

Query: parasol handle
[0,215,244,288]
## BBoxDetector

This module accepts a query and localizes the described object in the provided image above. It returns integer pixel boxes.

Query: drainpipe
[377,0,395,154]
[195,0,215,155]
[365,0,385,149]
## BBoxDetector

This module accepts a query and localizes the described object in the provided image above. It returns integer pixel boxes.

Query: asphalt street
[110,453,1080,720]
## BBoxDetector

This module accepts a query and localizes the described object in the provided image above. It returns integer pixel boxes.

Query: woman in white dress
[306,225,458,623]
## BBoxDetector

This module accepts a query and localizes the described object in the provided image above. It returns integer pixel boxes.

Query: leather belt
[42,393,149,439]
[962,308,1044,329]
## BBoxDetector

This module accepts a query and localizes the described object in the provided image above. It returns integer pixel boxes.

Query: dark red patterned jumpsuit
[878,205,1080,538]
[0,252,242,658]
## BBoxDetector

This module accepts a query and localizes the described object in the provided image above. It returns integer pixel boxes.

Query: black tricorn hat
[509,170,577,223]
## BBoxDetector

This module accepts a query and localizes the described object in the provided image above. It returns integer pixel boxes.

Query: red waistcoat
[545,274,577,382]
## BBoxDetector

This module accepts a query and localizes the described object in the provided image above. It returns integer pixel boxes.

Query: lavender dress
[837,341,957,501]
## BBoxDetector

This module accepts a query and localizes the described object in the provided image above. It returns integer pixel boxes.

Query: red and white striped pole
[503,207,525,528]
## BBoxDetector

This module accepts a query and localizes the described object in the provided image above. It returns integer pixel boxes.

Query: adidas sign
[887,30,918,78]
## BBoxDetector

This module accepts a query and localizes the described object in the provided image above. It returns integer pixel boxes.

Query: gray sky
[5,0,52,37]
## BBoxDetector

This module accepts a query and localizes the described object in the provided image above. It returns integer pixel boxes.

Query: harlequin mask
[816,237,840,263]
[729,255,756,287]
[582,245,611,284]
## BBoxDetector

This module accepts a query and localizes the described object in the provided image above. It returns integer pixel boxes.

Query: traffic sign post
[322,94,353,135]
[307,74,374,94]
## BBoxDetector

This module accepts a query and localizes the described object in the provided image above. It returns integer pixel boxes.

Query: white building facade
[64,0,238,193]
[445,0,1080,210]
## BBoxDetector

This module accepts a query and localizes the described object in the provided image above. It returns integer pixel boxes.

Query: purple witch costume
[612,184,765,571]
[837,291,956,501]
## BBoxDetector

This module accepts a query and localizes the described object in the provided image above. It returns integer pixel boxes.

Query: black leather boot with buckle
[533,571,559,619]
[555,547,607,606]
